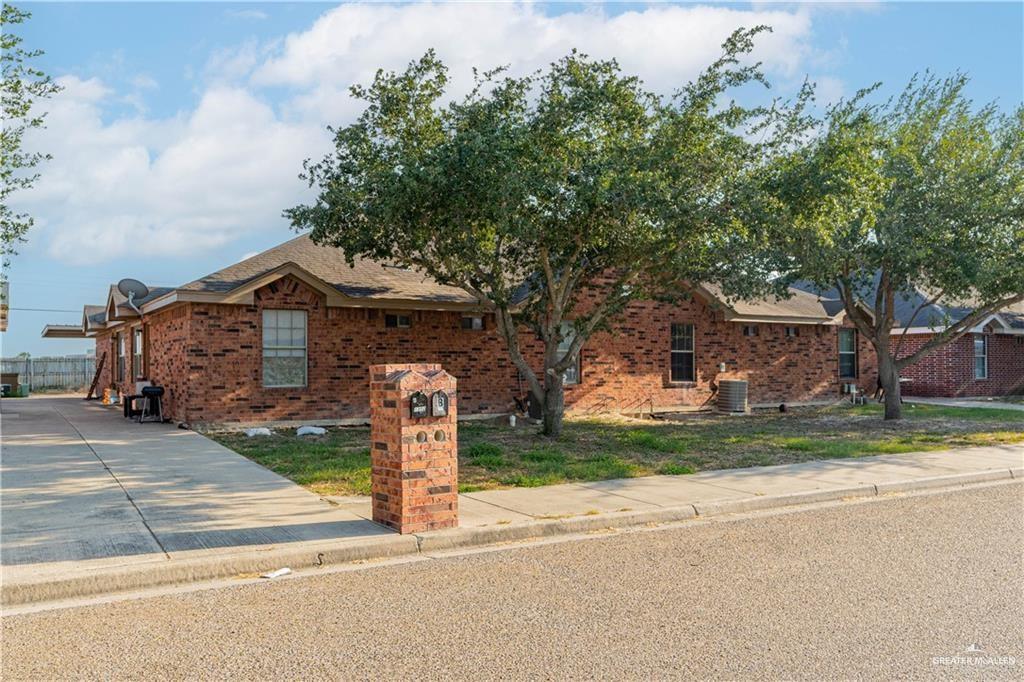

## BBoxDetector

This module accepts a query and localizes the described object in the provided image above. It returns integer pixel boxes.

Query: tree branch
[493,304,544,402]
[892,288,944,358]
[895,293,1024,369]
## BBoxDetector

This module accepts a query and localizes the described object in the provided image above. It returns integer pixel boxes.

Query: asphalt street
[3,482,1022,680]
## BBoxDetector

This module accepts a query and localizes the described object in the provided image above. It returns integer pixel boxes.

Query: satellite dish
[118,278,150,300]
[117,278,150,313]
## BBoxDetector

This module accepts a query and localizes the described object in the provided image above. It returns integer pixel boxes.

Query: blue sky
[3,1,1022,356]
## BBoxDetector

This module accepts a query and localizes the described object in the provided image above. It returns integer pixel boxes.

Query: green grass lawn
[209,402,1023,497]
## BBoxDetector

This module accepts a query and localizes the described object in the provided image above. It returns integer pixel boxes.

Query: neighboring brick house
[792,281,1024,398]
[45,234,878,425]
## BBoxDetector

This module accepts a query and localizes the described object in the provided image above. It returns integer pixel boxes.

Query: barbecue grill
[138,385,165,423]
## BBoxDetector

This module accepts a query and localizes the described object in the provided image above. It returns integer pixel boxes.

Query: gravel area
[4,483,1022,680]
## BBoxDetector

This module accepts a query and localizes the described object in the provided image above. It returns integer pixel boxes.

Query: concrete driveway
[1,397,386,583]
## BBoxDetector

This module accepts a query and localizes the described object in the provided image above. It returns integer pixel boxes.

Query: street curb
[3,469,1018,607]
[2,534,420,608]
[414,505,699,554]
[873,469,1012,494]
[691,485,877,517]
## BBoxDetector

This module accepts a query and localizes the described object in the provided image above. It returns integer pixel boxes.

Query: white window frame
[838,328,858,379]
[670,323,696,383]
[262,309,308,388]
[974,334,988,380]
[743,325,759,337]
[558,321,581,386]
[133,327,144,379]
[116,333,125,382]
[784,326,799,338]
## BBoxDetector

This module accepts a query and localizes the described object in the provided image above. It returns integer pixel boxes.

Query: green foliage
[772,72,1024,418]
[465,442,506,468]
[1,5,61,268]
[288,30,810,436]
[617,429,691,453]
[521,447,568,465]
[466,442,503,459]
[564,454,638,481]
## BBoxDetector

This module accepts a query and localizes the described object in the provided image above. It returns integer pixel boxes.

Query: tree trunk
[878,354,902,421]
[541,370,565,438]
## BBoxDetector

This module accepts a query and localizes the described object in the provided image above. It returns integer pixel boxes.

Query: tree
[288,29,806,436]
[773,74,1024,420]
[1,4,61,268]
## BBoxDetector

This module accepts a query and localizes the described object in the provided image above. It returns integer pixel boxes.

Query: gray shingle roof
[790,278,1024,330]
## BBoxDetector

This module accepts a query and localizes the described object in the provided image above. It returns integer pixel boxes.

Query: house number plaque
[431,390,449,417]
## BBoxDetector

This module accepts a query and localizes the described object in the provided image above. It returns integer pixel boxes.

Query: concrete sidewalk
[2,397,395,605]
[2,397,1022,606]
[906,396,1024,411]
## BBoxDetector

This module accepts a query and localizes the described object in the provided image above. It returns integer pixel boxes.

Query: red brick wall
[93,332,115,396]
[129,276,875,424]
[897,333,1024,397]
[143,306,190,418]
[93,307,189,417]
[175,275,522,424]
[560,297,876,414]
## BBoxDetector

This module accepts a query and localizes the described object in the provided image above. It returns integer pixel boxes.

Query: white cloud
[18,76,325,264]
[203,39,275,85]
[18,3,832,266]
[812,75,846,105]
[225,9,268,22]
[255,3,815,121]
[130,74,159,90]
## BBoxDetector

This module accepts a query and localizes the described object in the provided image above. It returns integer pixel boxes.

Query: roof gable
[176,234,480,307]
[697,283,842,324]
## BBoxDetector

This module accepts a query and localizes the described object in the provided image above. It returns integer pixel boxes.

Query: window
[116,333,125,382]
[838,328,858,378]
[743,325,759,337]
[784,326,799,338]
[670,323,695,382]
[385,313,411,329]
[262,310,307,388]
[133,328,144,378]
[461,315,484,331]
[974,335,988,379]
[558,321,581,385]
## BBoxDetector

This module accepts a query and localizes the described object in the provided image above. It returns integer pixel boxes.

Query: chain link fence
[1,356,96,392]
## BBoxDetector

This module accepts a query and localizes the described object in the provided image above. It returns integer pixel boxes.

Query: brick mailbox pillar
[369,363,458,533]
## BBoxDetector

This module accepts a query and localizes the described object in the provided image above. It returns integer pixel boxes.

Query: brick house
[45,234,879,425]
[792,282,1024,398]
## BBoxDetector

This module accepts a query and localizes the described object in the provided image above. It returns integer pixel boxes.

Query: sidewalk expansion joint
[52,403,171,560]
[460,494,544,519]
